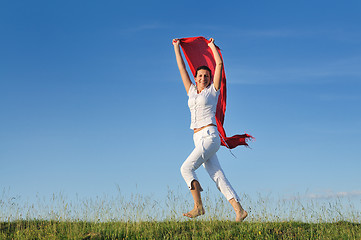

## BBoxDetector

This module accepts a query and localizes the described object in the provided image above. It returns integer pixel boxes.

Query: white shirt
[187,84,220,129]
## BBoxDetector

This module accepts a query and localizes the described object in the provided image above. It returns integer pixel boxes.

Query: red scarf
[179,36,254,149]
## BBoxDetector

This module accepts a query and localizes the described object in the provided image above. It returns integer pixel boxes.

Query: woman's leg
[204,154,247,222]
[180,127,220,218]
[180,144,206,218]
[183,180,205,218]
[229,198,248,222]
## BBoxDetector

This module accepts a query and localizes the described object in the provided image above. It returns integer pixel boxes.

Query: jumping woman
[173,37,248,222]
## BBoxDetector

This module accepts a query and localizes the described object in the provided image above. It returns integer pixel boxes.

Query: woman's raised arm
[173,39,192,94]
[208,38,223,91]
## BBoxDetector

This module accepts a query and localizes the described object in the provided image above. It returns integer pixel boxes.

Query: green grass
[1,220,361,239]
[1,188,360,239]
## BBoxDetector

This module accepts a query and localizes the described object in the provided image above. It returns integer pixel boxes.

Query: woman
[173,38,248,222]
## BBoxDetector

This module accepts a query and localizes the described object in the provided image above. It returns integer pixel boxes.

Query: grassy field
[1,189,360,239]
[1,219,361,239]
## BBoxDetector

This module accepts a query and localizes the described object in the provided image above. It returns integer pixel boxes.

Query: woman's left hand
[208,38,215,46]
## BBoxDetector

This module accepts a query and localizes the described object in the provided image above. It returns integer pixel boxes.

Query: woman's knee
[180,162,190,177]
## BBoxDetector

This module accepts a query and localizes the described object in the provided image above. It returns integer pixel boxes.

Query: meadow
[1,188,360,239]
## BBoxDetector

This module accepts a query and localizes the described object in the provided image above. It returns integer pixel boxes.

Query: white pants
[180,125,240,202]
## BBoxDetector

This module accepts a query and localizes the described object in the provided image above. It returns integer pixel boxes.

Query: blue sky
[1,0,361,216]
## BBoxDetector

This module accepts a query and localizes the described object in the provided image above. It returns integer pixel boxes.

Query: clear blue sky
[1,0,360,215]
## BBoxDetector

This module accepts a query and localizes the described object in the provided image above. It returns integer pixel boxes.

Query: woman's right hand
[172,38,180,46]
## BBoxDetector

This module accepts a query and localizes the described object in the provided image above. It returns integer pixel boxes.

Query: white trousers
[180,125,240,202]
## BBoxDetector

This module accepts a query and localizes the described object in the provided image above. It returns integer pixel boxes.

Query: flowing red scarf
[179,36,254,149]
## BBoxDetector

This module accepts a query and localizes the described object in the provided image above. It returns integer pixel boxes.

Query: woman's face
[195,69,211,91]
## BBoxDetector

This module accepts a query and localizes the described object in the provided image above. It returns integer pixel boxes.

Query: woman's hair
[195,65,212,78]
